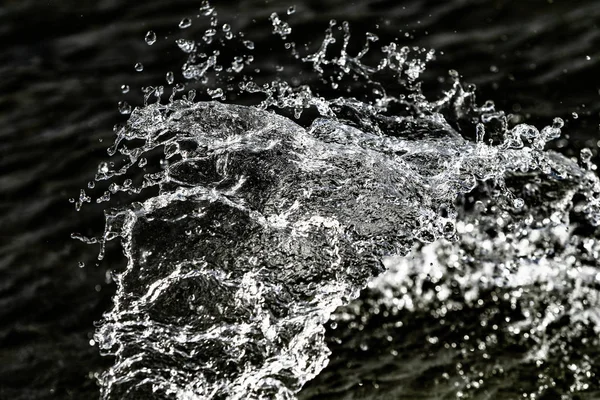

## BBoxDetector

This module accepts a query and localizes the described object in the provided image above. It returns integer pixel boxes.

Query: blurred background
[1,0,599,398]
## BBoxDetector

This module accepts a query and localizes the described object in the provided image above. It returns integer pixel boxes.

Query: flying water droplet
[118,101,132,115]
[199,1,215,16]
[176,39,195,53]
[269,12,292,38]
[581,148,594,170]
[243,40,255,50]
[134,63,144,72]
[179,17,192,29]
[145,30,157,45]
[207,87,224,99]
[513,198,525,208]
[287,5,296,15]
[120,84,129,94]
[166,71,174,85]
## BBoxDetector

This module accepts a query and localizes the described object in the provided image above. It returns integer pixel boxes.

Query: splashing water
[74,3,600,399]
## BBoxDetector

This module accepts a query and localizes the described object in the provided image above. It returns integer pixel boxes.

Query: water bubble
[134,63,144,72]
[287,5,296,15]
[145,30,157,45]
[243,40,255,50]
[78,261,85,268]
[179,17,192,29]
[166,71,174,85]
[572,112,579,119]
[222,23,231,32]
[120,84,130,93]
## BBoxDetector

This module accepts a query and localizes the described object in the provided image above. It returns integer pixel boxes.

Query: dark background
[1,0,599,398]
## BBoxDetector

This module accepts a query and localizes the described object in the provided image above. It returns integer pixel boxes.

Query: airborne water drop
[145,30,157,45]
[179,17,192,29]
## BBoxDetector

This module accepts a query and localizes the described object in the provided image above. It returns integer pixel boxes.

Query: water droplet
[199,1,215,16]
[269,12,292,38]
[134,63,144,72]
[120,84,130,93]
[287,5,296,14]
[222,23,231,32]
[513,198,524,208]
[176,38,195,53]
[118,101,132,115]
[572,112,579,119]
[552,117,564,129]
[207,87,224,99]
[166,71,174,85]
[145,30,157,45]
[78,261,85,268]
[243,40,254,50]
[581,148,593,163]
[586,55,591,60]
[98,162,109,174]
[179,17,192,29]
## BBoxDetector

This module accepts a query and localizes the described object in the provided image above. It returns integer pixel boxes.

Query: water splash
[74,2,600,399]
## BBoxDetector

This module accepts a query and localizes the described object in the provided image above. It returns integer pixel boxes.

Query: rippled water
[2,1,600,399]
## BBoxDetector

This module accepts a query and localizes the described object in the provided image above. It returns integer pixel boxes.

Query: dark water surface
[1,1,600,399]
